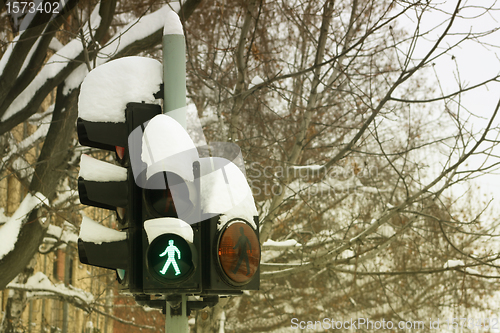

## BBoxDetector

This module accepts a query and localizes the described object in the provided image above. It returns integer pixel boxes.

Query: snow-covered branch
[7,272,93,311]
[0,3,187,136]
[0,193,48,261]
[6,272,158,330]
[39,222,79,254]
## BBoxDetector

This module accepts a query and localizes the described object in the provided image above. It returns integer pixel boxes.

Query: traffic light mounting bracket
[134,295,219,315]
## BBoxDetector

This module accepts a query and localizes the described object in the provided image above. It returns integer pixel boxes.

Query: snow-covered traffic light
[198,157,261,294]
[216,221,260,286]
[76,55,260,299]
[78,215,128,272]
[77,154,128,212]
[144,219,198,286]
[77,102,161,292]
[136,114,203,294]
[76,57,163,293]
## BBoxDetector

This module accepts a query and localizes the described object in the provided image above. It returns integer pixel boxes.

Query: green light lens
[146,233,194,283]
[116,269,126,283]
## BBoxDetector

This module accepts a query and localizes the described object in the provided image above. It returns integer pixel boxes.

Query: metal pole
[163,10,186,129]
[163,10,189,333]
[165,294,189,332]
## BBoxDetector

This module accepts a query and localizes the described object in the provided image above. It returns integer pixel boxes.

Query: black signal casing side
[201,215,260,295]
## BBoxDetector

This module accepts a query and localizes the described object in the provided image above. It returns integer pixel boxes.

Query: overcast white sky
[398,0,500,210]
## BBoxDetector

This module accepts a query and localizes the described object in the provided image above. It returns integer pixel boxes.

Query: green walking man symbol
[159,239,181,276]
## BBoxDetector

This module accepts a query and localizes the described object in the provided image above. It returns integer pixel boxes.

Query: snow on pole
[163,9,184,35]
[163,10,187,128]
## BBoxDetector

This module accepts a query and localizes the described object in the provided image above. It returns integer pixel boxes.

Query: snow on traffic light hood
[78,57,162,123]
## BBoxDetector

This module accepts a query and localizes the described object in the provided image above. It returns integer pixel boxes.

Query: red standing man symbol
[232,227,252,276]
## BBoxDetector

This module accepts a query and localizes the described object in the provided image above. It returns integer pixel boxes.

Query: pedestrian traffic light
[217,220,260,286]
[76,55,260,298]
[144,218,198,286]
[201,216,260,294]
[136,114,203,294]
[150,235,192,281]
[198,156,261,294]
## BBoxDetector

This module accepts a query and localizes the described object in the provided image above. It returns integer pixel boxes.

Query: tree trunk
[0,87,78,290]
[1,257,36,332]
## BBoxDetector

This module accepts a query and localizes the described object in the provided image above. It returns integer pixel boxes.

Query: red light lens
[218,221,260,284]
[116,207,126,222]
[115,146,125,160]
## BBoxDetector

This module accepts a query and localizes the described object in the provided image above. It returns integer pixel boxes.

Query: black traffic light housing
[78,238,128,270]
[142,221,202,294]
[201,216,260,295]
[140,163,203,295]
[121,103,162,293]
[194,154,261,295]
[77,102,161,294]
[78,176,128,211]
[78,99,261,297]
